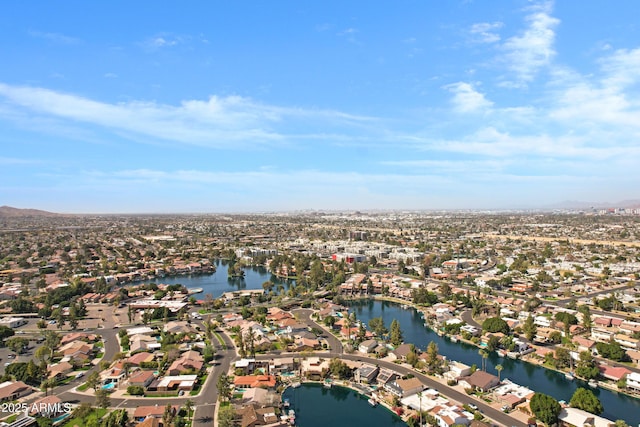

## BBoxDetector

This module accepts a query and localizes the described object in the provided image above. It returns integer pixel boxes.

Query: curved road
[50,306,526,427]
[54,320,236,426]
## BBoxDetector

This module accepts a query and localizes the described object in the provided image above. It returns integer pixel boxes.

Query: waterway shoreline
[346,294,640,400]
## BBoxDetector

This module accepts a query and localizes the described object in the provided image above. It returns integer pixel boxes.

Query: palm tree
[417,391,423,427]
[495,364,504,382]
[184,399,194,425]
[479,349,488,372]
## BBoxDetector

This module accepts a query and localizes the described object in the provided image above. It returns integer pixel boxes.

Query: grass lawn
[213,332,226,349]
[62,408,108,427]
[77,383,89,392]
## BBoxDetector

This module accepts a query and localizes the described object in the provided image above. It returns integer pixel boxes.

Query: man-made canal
[144,259,293,298]
[282,383,405,427]
[349,299,640,425]
[139,268,639,424]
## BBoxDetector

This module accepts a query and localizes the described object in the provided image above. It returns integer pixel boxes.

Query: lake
[349,299,640,425]
[282,383,405,427]
[143,259,294,298]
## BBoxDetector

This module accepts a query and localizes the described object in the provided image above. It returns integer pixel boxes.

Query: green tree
[217,373,232,401]
[482,317,510,334]
[530,392,561,426]
[368,317,387,338]
[218,405,235,427]
[95,388,111,409]
[570,387,603,415]
[390,319,403,347]
[575,351,599,380]
[162,404,176,427]
[425,341,442,374]
[523,315,537,341]
[0,325,15,341]
[86,371,100,390]
[6,337,29,354]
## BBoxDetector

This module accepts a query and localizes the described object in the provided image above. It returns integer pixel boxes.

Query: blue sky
[2,1,640,213]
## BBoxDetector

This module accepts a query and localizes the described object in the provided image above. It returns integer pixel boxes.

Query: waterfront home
[558,407,613,427]
[391,343,414,361]
[384,377,425,398]
[493,381,534,410]
[240,387,268,405]
[269,357,295,374]
[234,375,277,389]
[598,365,630,382]
[460,325,479,336]
[376,367,399,387]
[625,371,640,391]
[428,404,473,427]
[354,364,379,384]
[459,371,500,392]
[443,361,472,382]
[358,339,378,354]
[236,404,282,427]
[401,389,449,412]
[301,357,328,379]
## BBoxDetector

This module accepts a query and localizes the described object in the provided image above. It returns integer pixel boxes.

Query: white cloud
[501,1,559,84]
[469,22,503,44]
[0,83,375,148]
[445,82,493,112]
[28,30,80,45]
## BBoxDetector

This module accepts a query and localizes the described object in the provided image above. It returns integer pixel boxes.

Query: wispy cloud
[139,34,187,50]
[445,82,493,113]
[501,1,559,84]
[0,156,41,165]
[28,30,80,45]
[469,22,503,44]
[0,83,376,148]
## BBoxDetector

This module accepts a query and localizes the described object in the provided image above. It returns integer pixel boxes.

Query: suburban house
[354,364,379,384]
[558,407,613,427]
[459,371,500,392]
[0,381,33,402]
[384,377,424,398]
[376,368,399,387]
[133,405,179,422]
[128,370,157,389]
[358,339,378,354]
[29,396,65,418]
[444,361,472,381]
[233,375,277,389]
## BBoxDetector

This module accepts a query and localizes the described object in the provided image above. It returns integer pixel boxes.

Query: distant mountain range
[0,206,60,217]
[542,200,640,210]
[2,201,640,216]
